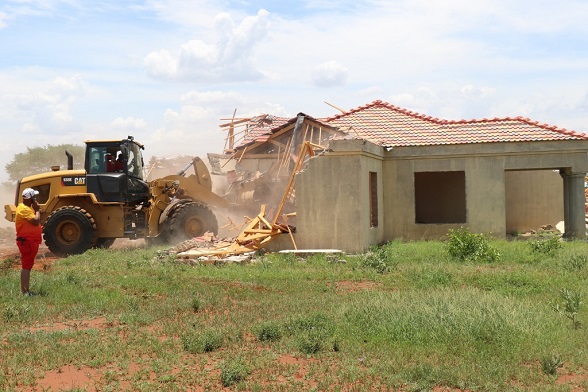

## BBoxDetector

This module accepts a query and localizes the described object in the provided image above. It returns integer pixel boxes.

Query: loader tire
[145,221,171,247]
[43,206,97,256]
[168,202,218,244]
[93,238,115,249]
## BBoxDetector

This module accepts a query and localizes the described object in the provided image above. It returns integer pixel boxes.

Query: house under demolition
[210,100,588,253]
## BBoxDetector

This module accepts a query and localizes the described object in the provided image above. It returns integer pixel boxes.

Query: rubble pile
[154,234,256,265]
[508,224,563,239]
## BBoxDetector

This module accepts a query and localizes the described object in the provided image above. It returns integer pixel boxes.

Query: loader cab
[85,136,150,204]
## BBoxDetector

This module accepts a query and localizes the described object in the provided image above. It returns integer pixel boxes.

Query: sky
[1,0,588,181]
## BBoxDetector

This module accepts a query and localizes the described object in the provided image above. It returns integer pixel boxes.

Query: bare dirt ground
[0,229,147,270]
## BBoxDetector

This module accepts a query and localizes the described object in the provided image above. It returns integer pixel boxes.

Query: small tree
[5,144,84,183]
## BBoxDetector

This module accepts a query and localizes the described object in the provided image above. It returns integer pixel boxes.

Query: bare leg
[21,269,31,294]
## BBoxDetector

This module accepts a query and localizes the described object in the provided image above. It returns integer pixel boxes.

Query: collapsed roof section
[212,113,350,216]
[222,113,350,156]
[220,114,291,153]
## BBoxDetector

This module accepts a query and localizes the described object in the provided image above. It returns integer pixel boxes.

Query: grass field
[1,233,588,391]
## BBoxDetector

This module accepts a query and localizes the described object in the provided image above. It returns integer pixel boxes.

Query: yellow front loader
[5,136,228,256]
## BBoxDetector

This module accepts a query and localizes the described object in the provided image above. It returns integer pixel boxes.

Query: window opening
[369,171,378,227]
[414,171,466,224]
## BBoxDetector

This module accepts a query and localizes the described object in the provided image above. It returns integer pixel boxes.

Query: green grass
[1,239,588,390]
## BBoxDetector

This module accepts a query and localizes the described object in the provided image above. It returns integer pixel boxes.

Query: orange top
[15,203,42,243]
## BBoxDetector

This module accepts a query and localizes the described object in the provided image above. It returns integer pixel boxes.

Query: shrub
[529,236,562,255]
[253,321,282,342]
[182,329,223,354]
[360,245,393,273]
[220,357,249,387]
[446,227,500,263]
[285,313,338,354]
[295,332,323,354]
[541,354,564,375]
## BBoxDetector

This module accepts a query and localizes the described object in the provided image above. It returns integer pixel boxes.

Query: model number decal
[61,176,86,186]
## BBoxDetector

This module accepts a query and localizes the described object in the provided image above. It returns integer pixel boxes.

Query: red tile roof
[324,100,588,147]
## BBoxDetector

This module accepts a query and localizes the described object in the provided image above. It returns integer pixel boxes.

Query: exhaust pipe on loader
[65,150,73,170]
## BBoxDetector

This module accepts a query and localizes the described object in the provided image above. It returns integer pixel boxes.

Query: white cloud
[143,0,223,28]
[384,83,588,133]
[147,90,248,157]
[9,74,86,133]
[460,85,495,99]
[577,92,588,111]
[144,9,269,82]
[0,12,8,28]
[0,0,73,27]
[144,90,295,160]
[143,49,178,79]
[311,60,348,87]
[357,86,384,97]
[179,90,245,106]
[111,117,147,132]
[387,88,439,114]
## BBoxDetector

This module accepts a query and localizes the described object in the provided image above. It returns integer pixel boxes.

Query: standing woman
[15,188,42,296]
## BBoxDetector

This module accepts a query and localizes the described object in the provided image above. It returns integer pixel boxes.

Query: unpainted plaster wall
[505,170,563,233]
[293,140,384,253]
[384,140,588,241]
[383,154,507,240]
[277,139,588,251]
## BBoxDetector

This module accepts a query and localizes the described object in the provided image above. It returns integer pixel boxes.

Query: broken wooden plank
[286,225,298,250]
[219,117,251,127]
[243,229,276,234]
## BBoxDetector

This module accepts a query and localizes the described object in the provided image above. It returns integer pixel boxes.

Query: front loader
[4,136,228,256]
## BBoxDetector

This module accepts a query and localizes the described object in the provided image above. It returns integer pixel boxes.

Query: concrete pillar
[560,170,586,239]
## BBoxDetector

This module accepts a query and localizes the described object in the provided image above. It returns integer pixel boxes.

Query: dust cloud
[0,183,16,229]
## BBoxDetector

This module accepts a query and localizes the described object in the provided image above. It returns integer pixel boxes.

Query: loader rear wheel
[43,206,97,256]
[168,202,218,243]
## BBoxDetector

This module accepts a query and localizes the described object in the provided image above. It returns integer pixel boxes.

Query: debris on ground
[158,204,293,262]
[153,229,269,265]
[507,223,564,240]
[155,142,315,262]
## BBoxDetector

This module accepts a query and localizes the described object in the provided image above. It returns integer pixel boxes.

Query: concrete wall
[384,140,588,241]
[280,139,588,252]
[293,140,385,253]
[505,170,564,234]
[383,153,507,240]
[235,158,276,174]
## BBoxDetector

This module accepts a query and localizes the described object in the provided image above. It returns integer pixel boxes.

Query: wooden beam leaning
[272,141,314,225]
[175,143,315,259]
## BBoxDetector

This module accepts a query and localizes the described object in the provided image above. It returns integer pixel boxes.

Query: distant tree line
[4,144,85,184]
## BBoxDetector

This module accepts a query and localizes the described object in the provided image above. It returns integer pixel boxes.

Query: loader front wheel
[43,206,97,256]
[93,238,115,249]
[168,202,218,243]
